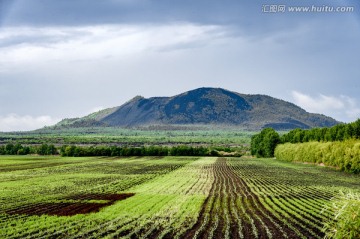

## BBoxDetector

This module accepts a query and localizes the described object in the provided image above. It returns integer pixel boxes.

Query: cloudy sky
[0,0,359,131]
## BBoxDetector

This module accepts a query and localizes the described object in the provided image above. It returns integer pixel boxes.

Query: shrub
[275,140,360,173]
[323,191,360,239]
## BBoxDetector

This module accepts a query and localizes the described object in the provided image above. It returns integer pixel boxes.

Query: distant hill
[54,87,339,130]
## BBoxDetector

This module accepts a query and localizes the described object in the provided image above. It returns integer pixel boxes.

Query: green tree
[37,144,49,155]
[251,128,280,157]
[353,119,360,139]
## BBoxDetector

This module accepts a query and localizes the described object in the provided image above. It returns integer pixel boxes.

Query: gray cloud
[0,1,359,130]
[4,0,357,32]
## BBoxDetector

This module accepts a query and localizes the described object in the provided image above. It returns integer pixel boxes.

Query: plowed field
[1,156,359,238]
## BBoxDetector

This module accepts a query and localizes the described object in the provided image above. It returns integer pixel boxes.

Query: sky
[0,0,360,131]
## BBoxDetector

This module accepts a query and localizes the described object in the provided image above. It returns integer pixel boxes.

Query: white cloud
[0,24,227,71]
[0,114,60,132]
[292,91,344,111]
[292,91,360,122]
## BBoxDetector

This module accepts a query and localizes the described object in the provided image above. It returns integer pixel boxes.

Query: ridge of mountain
[54,87,339,130]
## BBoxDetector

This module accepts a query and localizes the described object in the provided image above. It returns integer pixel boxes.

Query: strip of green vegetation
[0,143,245,157]
[251,119,360,157]
[275,140,360,173]
[250,119,360,174]
[0,126,253,146]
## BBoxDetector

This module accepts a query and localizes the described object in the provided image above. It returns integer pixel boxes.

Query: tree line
[251,119,360,158]
[59,145,213,157]
[281,119,360,143]
[0,143,241,157]
[0,143,57,155]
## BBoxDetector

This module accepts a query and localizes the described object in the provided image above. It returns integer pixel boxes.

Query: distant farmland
[0,126,253,146]
[1,156,359,238]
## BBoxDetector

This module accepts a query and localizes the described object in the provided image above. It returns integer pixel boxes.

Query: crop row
[1,156,359,238]
[228,157,360,238]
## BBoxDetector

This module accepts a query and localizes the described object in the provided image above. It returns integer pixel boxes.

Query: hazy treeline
[0,143,240,157]
[275,140,360,173]
[0,127,252,146]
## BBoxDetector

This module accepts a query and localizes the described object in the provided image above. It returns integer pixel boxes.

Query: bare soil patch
[6,193,135,216]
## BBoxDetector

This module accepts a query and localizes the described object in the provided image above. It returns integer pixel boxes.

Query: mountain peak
[54,88,339,130]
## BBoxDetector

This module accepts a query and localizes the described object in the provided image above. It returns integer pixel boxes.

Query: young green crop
[1,155,359,238]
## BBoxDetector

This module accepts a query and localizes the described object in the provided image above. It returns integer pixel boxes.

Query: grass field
[1,156,359,238]
[0,126,253,146]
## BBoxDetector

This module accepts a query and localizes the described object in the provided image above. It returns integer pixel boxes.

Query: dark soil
[6,193,135,216]
[65,193,135,201]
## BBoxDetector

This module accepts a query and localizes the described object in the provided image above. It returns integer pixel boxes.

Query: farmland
[0,126,253,146]
[1,156,359,238]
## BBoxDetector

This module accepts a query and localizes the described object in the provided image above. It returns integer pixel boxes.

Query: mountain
[54,87,339,130]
